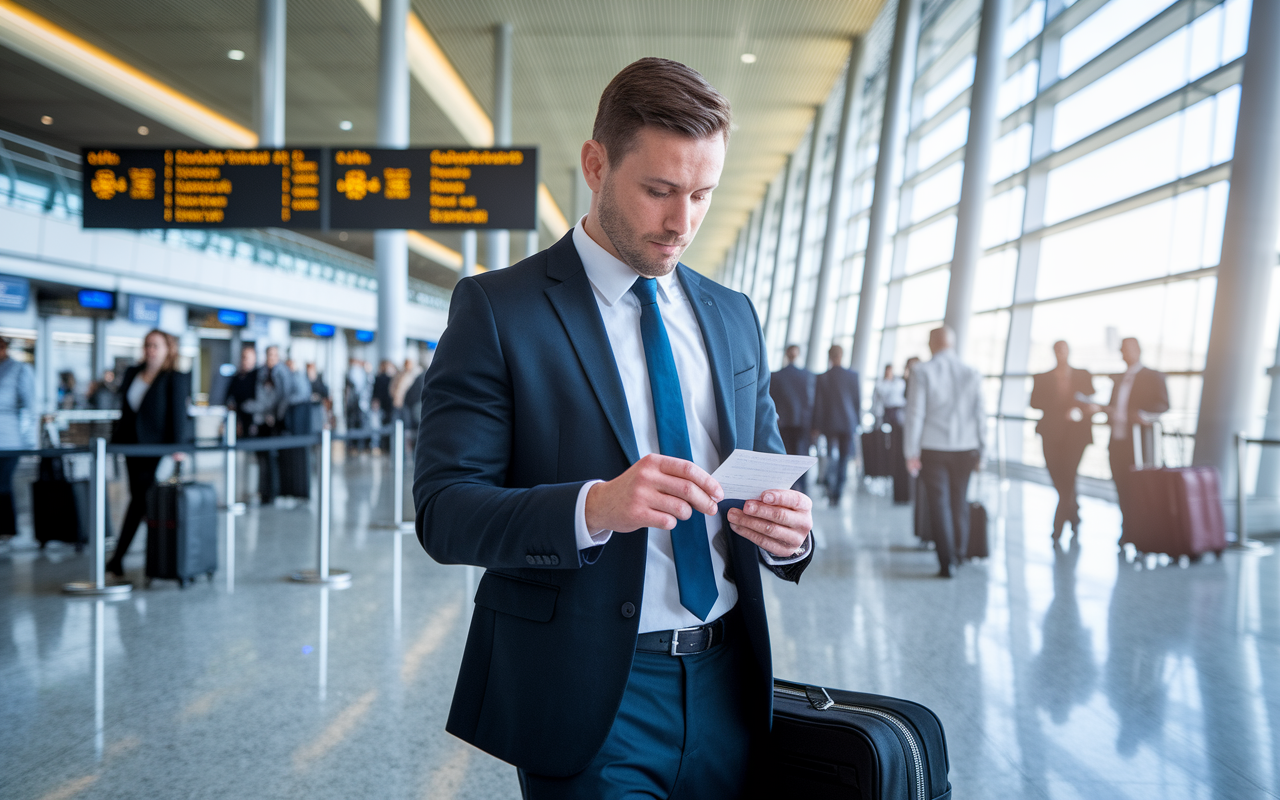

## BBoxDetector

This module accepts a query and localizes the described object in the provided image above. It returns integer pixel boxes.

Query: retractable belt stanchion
[373,418,414,532]
[64,437,132,596]
[1231,432,1273,554]
[225,410,245,516]
[291,428,351,586]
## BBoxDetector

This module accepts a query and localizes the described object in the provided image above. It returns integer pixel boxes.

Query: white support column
[807,38,865,373]
[375,0,409,366]
[525,229,539,259]
[258,0,286,148]
[762,155,796,343]
[461,230,478,277]
[944,0,1009,357]
[485,22,513,270]
[849,0,921,380]
[1194,0,1280,496]
[784,110,828,357]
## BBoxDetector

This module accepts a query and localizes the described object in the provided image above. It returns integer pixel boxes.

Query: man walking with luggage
[1090,337,1168,540]
[905,327,985,578]
[812,344,861,507]
[770,344,815,492]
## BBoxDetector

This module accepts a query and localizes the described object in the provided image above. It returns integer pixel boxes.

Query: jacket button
[548,555,559,566]
[526,555,535,565]
[621,602,635,618]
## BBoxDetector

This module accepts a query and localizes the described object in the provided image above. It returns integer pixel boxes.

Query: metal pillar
[1193,0,1280,494]
[223,410,241,591]
[461,230,478,277]
[91,317,107,380]
[291,428,351,585]
[374,0,409,366]
[944,0,1009,357]
[486,23,513,270]
[259,0,286,148]
[1256,356,1280,496]
[849,0,921,380]
[64,438,131,595]
[762,155,795,342]
[373,418,413,531]
[783,107,828,354]
[807,38,864,372]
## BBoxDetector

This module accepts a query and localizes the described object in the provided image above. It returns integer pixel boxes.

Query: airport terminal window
[980,187,1026,247]
[911,161,965,223]
[916,108,970,173]
[997,60,1039,119]
[972,250,1018,312]
[922,55,975,119]
[1057,0,1179,79]
[904,215,958,274]
[896,269,950,326]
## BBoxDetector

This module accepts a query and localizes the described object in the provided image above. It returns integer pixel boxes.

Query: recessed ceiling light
[137,125,150,135]
[740,53,757,64]
[339,120,353,131]
[228,49,245,61]
[40,115,53,125]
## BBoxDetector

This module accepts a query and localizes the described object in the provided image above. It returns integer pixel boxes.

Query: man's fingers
[739,501,809,532]
[757,488,811,511]
[654,455,724,503]
[727,508,807,549]
[650,471,719,516]
[728,517,806,556]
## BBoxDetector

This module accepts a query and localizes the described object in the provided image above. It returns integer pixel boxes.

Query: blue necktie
[630,277,718,620]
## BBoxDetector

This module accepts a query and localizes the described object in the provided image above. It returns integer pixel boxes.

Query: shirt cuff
[574,480,613,551]
[760,532,812,565]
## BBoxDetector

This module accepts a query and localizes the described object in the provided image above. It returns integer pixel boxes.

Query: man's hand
[907,457,922,476]
[585,454,723,533]
[727,489,812,559]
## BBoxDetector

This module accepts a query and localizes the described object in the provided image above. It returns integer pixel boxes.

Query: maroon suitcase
[1125,466,1226,560]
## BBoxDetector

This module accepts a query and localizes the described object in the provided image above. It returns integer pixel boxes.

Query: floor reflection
[1033,538,1096,725]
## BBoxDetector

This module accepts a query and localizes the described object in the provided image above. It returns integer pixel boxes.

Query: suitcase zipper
[775,684,927,800]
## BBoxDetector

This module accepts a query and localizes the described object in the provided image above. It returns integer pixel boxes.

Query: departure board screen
[82,148,323,229]
[327,148,536,230]
[82,147,537,231]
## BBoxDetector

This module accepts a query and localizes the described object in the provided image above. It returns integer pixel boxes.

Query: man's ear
[581,140,608,193]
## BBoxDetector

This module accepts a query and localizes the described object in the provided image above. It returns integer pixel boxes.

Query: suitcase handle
[1132,419,1163,470]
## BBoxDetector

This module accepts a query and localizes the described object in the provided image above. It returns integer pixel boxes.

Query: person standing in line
[1088,337,1168,541]
[244,345,291,505]
[306,362,330,432]
[872,363,910,504]
[1030,341,1095,541]
[345,357,369,452]
[88,369,120,410]
[414,57,813,798]
[105,330,192,576]
[0,338,35,540]
[226,344,258,439]
[372,359,395,451]
[278,355,314,502]
[769,344,815,492]
[812,344,862,507]
[390,356,422,430]
[905,327,985,578]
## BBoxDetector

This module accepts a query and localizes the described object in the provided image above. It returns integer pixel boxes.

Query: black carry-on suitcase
[33,455,90,551]
[276,444,310,499]
[145,466,218,587]
[769,680,951,799]
[861,427,893,478]
[967,502,989,559]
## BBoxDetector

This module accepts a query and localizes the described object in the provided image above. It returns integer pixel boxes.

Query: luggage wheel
[1189,553,1203,564]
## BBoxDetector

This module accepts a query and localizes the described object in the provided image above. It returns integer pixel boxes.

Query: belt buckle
[669,625,703,657]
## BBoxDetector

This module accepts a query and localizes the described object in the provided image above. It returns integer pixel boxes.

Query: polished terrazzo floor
[2,453,1279,799]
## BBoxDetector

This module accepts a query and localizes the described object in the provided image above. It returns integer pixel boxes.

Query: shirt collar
[572,217,678,306]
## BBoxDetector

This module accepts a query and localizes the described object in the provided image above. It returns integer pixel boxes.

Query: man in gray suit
[769,344,815,492]
[905,328,985,578]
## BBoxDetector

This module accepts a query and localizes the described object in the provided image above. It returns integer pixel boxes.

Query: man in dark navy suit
[769,344,815,492]
[413,58,814,799]
[812,344,862,506]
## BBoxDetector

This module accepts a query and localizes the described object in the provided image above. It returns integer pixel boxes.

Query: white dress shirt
[903,349,985,460]
[126,373,150,413]
[1110,363,1142,440]
[569,220,808,633]
[871,377,906,420]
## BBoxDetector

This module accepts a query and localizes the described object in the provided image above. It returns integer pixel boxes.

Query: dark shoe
[937,567,952,578]
[105,559,124,578]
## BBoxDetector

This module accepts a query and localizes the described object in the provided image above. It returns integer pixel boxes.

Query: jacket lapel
[544,236,640,465]
[677,266,737,460]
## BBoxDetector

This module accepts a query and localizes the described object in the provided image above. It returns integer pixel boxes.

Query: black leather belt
[636,612,732,656]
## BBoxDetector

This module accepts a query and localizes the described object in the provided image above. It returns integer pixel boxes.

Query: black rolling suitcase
[861,427,892,478]
[276,445,310,499]
[145,468,218,587]
[768,680,951,799]
[967,502,989,559]
[33,456,90,551]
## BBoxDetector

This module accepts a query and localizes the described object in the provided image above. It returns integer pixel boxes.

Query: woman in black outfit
[1030,340,1095,541]
[106,329,192,577]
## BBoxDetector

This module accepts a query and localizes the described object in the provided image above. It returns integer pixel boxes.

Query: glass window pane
[1058,0,1177,78]
[904,215,957,274]
[912,161,965,223]
[917,108,970,172]
[923,55,975,119]
[1044,113,1180,224]
[968,310,1011,377]
[897,270,950,325]
[1004,0,1046,56]
[990,123,1032,182]
[998,61,1040,119]
[973,249,1018,311]
[982,186,1026,247]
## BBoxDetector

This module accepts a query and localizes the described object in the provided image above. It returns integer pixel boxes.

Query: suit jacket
[769,364,815,429]
[110,367,193,446]
[1030,367,1095,447]
[812,366,862,436]
[1106,366,1170,437]
[412,231,811,776]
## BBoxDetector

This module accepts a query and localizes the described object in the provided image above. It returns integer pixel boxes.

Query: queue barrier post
[373,419,414,533]
[64,437,132,596]
[290,428,351,586]
[1231,432,1273,554]
[224,410,245,516]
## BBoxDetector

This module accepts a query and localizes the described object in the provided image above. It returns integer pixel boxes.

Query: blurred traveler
[371,359,395,450]
[278,356,314,501]
[1090,337,1169,540]
[226,344,258,439]
[88,369,120,410]
[105,330,192,576]
[243,345,291,504]
[0,338,35,539]
[769,344,815,492]
[1030,341,1095,541]
[905,327,985,578]
[306,363,330,432]
[345,358,370,451]
[812,344,861,506]
[57,371,80,409]
[414,57,812,798]
[872,363,910,504]
[903,355,921,383]
[390,357,422,428]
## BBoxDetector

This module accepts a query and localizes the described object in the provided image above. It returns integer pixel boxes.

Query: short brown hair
[593,58,732,164]
[145,329,180,372]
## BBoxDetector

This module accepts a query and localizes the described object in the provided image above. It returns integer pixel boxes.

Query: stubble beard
[596,175,685,278]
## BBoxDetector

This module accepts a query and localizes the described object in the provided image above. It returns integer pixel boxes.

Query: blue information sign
[78,289,115,310]
[217,309,247,327]
[311,323,335,337]
[354,329,375,343]
[128,295,162,325]
[0,275,29,312]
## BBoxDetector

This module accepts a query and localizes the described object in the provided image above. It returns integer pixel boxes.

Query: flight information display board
[83,148,322,228]
[82,147,537,231]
